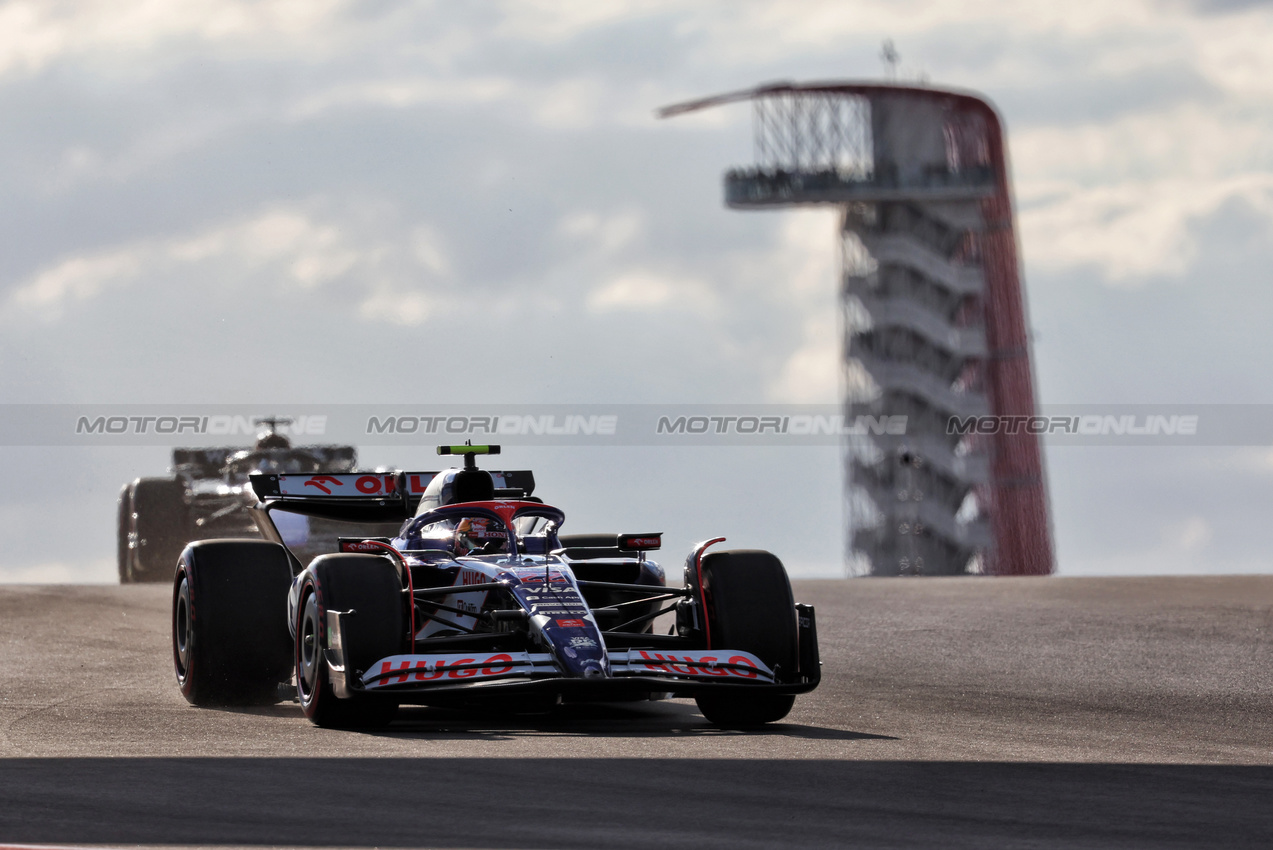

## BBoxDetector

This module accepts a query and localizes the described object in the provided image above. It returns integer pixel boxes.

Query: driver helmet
[454,517,505,554]
[454,518,479,554]
[255,431,291,451]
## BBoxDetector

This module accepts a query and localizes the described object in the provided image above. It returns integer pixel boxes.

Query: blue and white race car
[171,445,820,728]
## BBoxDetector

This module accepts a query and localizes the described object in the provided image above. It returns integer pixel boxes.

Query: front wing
[362,648,779,689]
[321,612,819,702]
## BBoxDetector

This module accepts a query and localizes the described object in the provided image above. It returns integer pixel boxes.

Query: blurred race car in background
[171,444,821,728]
[117,418,396,583]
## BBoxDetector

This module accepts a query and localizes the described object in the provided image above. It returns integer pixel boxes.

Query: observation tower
[660,82,1053,576]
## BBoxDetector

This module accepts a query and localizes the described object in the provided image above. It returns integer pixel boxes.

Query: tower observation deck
[661,82,1053,576]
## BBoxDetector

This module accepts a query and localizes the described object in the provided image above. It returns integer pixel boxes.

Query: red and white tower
[662,82,1053,576]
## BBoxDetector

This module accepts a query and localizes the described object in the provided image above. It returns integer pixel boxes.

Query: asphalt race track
[0,576,1269,848]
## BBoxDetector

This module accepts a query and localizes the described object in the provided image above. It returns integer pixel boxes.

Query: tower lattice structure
[661,82,1053,576]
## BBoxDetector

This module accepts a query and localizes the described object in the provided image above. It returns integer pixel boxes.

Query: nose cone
[553,643,609,679]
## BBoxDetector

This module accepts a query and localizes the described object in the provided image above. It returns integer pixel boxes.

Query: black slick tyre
[693,549,798,728]
[130,477,190,582]
[173,540,294,705]
[296,554,403,729]
[116,484,132,583]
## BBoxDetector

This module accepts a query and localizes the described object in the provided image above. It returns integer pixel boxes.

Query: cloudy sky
[2,0,1272,581]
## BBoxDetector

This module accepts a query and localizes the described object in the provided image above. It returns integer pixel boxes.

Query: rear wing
[248,470,535,521]
[173,445,358,476]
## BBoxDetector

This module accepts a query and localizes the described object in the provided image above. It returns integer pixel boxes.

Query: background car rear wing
[248,470,536,520]
[173,445,357,476]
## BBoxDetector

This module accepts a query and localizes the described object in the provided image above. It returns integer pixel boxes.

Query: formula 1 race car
[171,445,821,728]
[118,418,394,583]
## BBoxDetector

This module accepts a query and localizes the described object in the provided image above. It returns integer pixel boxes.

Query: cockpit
[396,507,563,558]
[401,513,508,556]
[395,445,559,558]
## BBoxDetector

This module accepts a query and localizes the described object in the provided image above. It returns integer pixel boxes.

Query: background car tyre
[130,477,190,582]
[173,540,294,705]
[296,553,403,729]
[693,549,799,728]
[116,484,133,583]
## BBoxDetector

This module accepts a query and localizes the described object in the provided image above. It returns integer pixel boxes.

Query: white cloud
[645,0,1218,72]
[285,76,516,122]
[1011,94,1273,283]
[12,249,144,313]
[1012,103,1270,186]
[773,211,840,298]
[1020,175,1273,282]
[412,225,451,276]
[286,71,685,132]
[557,209,644,254]
[491,0,681,43]
[529,78,612,130]
[768,313,840,403]
[358,287,433,326]
[0,0,348,78]
[586,270,715,313]
[4,204,452,321]
[709,210,839,310]
[1189,7,1273,96]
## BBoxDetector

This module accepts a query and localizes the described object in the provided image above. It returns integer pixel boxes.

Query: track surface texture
[0,576,1270,848]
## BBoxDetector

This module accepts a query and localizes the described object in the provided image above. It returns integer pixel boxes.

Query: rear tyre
[173,540,294,705]
[296,554,403,729]
[116,484,132,584]
[693,549,798,728]
[131,477,190,583]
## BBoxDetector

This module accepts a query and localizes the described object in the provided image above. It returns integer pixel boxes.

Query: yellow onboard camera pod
[436,445,500,456]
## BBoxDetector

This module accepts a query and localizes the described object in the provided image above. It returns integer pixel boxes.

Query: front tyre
[296,554,403,729]
[693,549,799,728]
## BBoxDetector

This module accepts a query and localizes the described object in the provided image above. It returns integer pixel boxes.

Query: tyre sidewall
[295,576,330,722]
[117,484,134,583]
[173,558,202,701]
